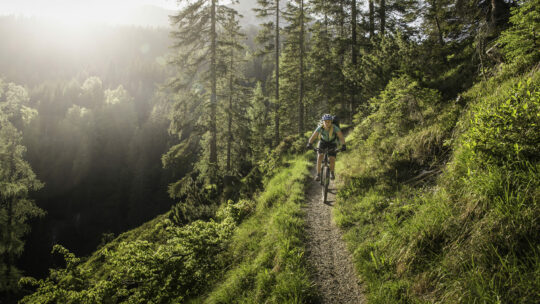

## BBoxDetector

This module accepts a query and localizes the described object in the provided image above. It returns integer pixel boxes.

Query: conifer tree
[168,0,235,182]
[248,82,270,162]
[217,9,250,174]
[281,0,310,136]
[254,0,283,145]
[0,80,44,295]
[497,0,540,72]
[307,0,344,117]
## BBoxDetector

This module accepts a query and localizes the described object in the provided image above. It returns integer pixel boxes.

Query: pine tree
[281,0,310,136]
[307,0,345,118]
[0,80,44,295]
[217,9,250,174]
[254,0,283,145]
[248,82,271,162]
[168,0,235,182]
[497,0,540,72]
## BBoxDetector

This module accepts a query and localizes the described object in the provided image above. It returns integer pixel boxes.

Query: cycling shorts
[317,140,337,157]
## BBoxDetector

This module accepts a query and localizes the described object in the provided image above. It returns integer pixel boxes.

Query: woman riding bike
[306,114,346,181]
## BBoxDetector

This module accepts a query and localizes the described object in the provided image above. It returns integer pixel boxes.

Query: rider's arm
[308,130,319,145]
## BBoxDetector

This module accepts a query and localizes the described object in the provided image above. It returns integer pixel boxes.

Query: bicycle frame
[314,147,339,204]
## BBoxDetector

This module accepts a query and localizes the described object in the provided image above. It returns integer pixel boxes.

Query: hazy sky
[0,0,180,25]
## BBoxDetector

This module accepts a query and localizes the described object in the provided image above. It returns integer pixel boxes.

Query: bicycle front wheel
[323,166,329,203]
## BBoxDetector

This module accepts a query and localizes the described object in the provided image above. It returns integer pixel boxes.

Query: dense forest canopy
[1,0,539,302]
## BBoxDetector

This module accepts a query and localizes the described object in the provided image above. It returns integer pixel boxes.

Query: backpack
[332,116,340,129]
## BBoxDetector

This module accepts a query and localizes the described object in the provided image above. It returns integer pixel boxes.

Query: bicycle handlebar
[313,147,340,154]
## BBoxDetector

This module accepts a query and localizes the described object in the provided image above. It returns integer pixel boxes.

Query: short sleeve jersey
[315,124,341,143]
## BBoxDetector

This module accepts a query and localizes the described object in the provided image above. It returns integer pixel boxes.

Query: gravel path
[304,168,365,304]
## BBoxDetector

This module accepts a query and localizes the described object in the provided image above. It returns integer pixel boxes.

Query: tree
[168,0,228,181]
[0,80,44,296]
[217,9,250,174]
[254,0,283,145]
[497,0,540,73]
[281,0,310,136]
[248,82,271,162]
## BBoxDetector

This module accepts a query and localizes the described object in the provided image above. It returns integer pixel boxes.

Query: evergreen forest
[0,0,539,303]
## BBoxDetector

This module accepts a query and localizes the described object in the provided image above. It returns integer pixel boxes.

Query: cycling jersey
[315,125,340,143]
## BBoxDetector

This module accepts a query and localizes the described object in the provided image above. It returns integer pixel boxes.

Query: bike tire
[323,167,329,203]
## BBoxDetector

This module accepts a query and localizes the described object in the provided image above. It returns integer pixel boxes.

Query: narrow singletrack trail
[304,167,365,304]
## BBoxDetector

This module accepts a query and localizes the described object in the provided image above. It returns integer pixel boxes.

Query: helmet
[321,114,333,121]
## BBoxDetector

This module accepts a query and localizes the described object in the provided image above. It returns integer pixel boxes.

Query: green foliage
[0,80,44,294]
[20,214,236,303]
[335,67,540,303]
[203,154,316,303]
[497,0,540,75]
[462,76,540,165]
[346,74,451,187]
[20,151,315,303]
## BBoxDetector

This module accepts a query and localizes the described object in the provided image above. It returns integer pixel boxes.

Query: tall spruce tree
[254,0,282,145]
[168,0,234,182]
[217,9,250,174]
[0,80,44,295]
[308,0,345,118]
[248,82,270,162]
[282,0,310,136]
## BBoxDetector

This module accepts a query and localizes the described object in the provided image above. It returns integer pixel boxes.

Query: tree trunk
[299,0,305,135]
[339,0,346,115]
[227,48,233,172]
[350,0,357,123]
[432,0,445,47]
[3,144,16,292]
[369,0,374,38]
[490,0,510,32]
[380,0,386,35]
[275,0,281,145]
[210,0,218,167]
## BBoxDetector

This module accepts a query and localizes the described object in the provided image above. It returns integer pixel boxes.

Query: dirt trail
[304,168,365,304]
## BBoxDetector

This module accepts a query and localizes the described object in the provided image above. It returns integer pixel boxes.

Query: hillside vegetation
[19,138,319,303]
[335,67,539,303]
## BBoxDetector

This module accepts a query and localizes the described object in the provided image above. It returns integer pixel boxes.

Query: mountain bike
[314,147,339,204]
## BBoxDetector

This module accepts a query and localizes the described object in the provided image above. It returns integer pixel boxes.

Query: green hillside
[19,138,319,303]
[335,68,539,303]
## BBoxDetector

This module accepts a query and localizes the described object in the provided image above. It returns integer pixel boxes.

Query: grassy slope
[67,153,315,303]
[334,69,539,303]
[198,153,316,303]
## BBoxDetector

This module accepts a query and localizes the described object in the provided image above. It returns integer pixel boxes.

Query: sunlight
[37,3,126,26]
[0,0,180,27]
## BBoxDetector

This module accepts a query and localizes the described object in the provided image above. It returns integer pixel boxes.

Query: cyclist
[306,114,346,181]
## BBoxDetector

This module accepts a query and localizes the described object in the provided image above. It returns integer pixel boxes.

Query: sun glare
[40,4,126,27]
[0,1,180,27]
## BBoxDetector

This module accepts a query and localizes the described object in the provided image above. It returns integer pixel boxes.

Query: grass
[333,68,540,303]
[200,153,317,303]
